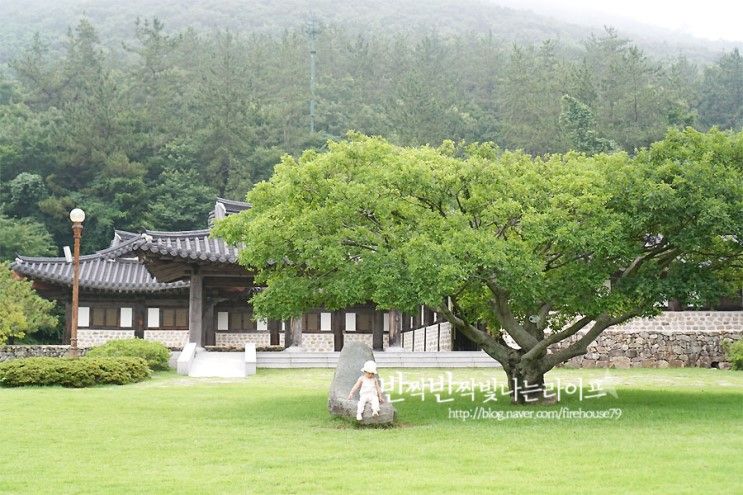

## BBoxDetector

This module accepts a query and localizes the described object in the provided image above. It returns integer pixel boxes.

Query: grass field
[1,367,741,494]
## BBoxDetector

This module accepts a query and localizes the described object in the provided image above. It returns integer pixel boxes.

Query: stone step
[255,351,501,368]
[189,351,247,378]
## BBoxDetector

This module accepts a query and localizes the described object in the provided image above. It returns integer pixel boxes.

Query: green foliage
[86,338,171,371]
[724,339,743,370]
[559,95,617,154]
[144,169,217,231]
[0,213,56,261]
[699,48,743,130]
[214,129,743,377]
[0,356,151,387]
[0,16,740,256]
[0,265,57,343]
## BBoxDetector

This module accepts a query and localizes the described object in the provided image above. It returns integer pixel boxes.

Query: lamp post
[68,208,85,358]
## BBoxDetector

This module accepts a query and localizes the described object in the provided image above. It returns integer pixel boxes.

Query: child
[347,360,385,420]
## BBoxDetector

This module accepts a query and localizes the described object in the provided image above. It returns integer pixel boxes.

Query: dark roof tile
[12,256,188,293]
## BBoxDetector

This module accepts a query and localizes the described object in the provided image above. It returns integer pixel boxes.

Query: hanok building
[12,199,453,352]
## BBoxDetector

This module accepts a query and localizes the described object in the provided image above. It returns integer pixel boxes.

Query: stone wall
[559,329,741,368]
[300,333,335,351]
[549,312,743,368]
[215,332,285,348]
[0,345,86,362]
[294,332,390,352]
[614,311,743,334]
[401,322,453,352]
[144,330,190,349]
[78,329,135,348]
[344,332,389,351]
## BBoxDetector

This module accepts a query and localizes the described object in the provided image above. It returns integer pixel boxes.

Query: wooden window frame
[162,307,188,330]
[87,306,121,330]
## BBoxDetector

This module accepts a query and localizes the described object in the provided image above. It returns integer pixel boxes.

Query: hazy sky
[501,0,743,42]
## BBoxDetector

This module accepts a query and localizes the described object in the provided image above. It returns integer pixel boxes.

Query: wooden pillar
[402,313,411,332]
[332,311,344,351]
[188,270,204,345]
[372,309,384,351]
[289,316,304,347]
[134,301,145,339]
[388,310,402,347]
[63,301,72,345]
[268,320,281,346]
[283,320,292,347]
[203,299,215,347]
[423,307,435,326]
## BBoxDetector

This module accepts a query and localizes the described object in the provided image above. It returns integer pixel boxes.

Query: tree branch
[521,314,593,362]
[437,302,510,365]
[484,279,539,350]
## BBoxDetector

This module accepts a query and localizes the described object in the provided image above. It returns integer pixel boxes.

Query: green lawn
[1,368,741,494]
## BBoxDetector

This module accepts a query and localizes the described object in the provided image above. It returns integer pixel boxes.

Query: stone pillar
[372,310,385,351]
[388,310,402,348]
[188,271,204,345]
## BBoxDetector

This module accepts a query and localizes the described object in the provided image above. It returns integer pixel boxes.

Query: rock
[610,356,631,369]
[328,342,396,425]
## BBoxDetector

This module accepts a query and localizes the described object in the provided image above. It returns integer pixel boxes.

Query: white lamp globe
[69,208,86,223]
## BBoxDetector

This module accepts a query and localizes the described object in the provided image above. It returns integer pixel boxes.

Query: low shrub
[86,339,170,371]
[0,356,151,387]
[724,339,743,370]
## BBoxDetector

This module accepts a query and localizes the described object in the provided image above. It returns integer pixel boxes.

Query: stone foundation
[401,322,453,352]
[1,312,740,367]
[344,333,389,351]
[613,311,743,333]
[300,333,335,352]
[547,311,743,368]
[0,345,86,362]
[144,330,190,349]
[78,329,135,348]
[559,329,741,368]
[215,332,285,348]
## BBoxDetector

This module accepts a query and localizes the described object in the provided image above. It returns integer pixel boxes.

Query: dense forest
[3,0,738,64]
[0,13,742,258]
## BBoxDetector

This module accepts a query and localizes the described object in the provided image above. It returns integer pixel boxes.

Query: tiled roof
[12,197,248,292]
[11,255,189,293]
[208,197,251,225]
[105,230,241,264]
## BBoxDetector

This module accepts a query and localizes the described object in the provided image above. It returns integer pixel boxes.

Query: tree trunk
[504,361,553,405]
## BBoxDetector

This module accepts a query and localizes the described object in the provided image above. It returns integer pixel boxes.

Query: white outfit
[356,376,380,419]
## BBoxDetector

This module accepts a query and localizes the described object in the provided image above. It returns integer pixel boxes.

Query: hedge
[0,356,151,387]
[86,339,170,371]
[725,339,743,371]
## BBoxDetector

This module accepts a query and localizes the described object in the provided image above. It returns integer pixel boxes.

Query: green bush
[86,339,171,371]
[0,356,151,387]
[724,339,743,371]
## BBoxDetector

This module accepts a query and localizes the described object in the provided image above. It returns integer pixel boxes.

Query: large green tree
[215,128,743,403]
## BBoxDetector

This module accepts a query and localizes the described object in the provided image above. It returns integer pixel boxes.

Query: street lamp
[68,208,85,357]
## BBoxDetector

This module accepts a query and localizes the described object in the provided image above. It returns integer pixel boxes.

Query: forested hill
[0,3,742,258]
[0,0,737,64]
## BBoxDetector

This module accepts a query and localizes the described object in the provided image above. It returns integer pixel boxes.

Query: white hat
[361,360,378,374]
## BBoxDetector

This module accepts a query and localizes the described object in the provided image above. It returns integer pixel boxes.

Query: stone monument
[328,341,396,425]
